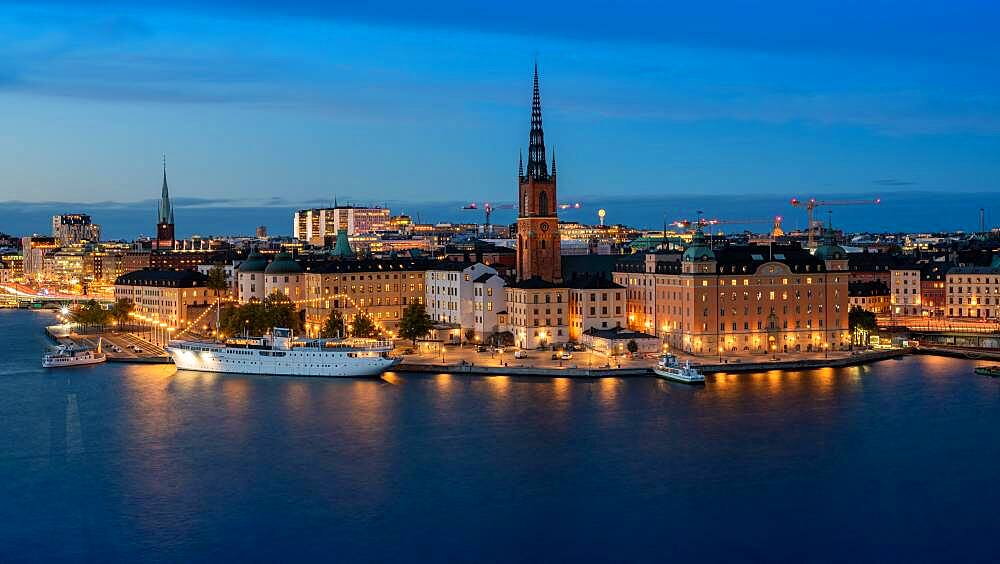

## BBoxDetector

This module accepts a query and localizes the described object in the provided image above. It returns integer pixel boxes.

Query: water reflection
[5,308,1000,563]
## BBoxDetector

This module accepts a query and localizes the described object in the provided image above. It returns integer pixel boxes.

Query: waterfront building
[471,271,506,340]
[946,266,1000,319]
[293,204,391,244]
[0,259,9,284]
[566,275,627,341]
[155,160,176,250]
[236,250,269,302]
[52,214,101,245]
[263,251,306,303]
[302,258,431,337]
[890,267,922,316]
[613,225,851,355]
[848,280,891,314]
[424,263,502,336]
[581,326,660,356]
[114,269,218,329]
[502,64,575,349]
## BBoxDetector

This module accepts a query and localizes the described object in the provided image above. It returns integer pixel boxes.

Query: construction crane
[461,202,515,236]
[790,197,881,247]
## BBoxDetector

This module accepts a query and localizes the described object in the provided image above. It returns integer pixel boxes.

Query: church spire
[551,147,556,176]
[526,62,548,180]
[518,150,524,177]
[158,154,172,225]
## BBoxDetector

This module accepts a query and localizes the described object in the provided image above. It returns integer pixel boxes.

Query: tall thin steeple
[158,155,172,224]
[550,148,556,176]
[518,150,524,177]
[526,63,548,180]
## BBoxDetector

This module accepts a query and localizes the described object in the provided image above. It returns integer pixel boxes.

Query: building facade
[848,280,891,314]
[302,259,430,337]
[293,205,391,244]
[946,267,1000,319]
[890,268,921,316]
[114,269,217,329]
[52,214,101,245]
[613,226,851,355]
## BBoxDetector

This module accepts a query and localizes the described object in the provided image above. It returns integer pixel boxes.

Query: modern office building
[52,214,101,245]
[293,204,391,244]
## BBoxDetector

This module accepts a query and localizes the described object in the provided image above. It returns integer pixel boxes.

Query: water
[2,309,998,563]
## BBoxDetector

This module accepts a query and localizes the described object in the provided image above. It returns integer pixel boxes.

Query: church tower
[156,156,176,250]
[517,64,561,283]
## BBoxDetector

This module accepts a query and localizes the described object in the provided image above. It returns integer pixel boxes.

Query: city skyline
[2,1,1000,216]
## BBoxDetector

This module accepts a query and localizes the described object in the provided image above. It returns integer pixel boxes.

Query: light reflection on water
[2,310,1000,562]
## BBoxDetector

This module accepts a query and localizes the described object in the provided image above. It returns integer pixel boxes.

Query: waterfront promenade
[47,318,911,376]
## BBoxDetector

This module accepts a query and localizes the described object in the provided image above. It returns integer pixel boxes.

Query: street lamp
[718,345,724,363]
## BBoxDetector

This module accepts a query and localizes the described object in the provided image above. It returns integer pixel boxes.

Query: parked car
[559,351,573,360]
[514,350,528,359]
[475,345,489,353]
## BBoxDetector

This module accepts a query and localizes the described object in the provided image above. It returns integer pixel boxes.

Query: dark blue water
[2,309,998,563]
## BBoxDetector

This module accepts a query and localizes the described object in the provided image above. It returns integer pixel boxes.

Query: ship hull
[167,346,400,378]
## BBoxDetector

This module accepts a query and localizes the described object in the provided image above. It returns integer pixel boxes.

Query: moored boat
[653,353,705,384]
[166,328,400,378]
[974,365,1000,377]
[42,338,107,368]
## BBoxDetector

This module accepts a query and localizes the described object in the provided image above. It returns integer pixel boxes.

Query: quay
[43,321,911,374]
[397,348,910,378]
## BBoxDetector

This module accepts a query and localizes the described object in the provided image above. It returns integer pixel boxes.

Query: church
[502,65,628,350]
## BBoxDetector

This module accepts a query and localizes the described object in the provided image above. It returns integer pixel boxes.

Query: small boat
[42,338,107,368]
[653,353,705,384]
[974,365,1000,377]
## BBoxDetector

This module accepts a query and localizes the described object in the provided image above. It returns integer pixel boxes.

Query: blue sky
[1,1,999,230]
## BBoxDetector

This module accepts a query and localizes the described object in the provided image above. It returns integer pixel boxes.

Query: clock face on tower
[540,222,549,232]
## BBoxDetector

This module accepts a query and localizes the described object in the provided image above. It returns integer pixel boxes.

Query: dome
[239,250,268,273]
[682,227,716,262]
[814,227,846,260]
[264,251,302,274]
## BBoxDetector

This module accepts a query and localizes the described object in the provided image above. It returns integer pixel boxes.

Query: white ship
[42,338,107,368]
[653,353,705,384]
[166,328,400,378]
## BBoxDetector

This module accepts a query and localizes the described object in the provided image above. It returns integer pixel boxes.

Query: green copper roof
[682,227,715,262]
[814,226,846,260]
[239,250,268,272]
[331,228,354,258]
[264,251,302,274]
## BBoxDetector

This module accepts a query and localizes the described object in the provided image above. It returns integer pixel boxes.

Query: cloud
[873,179,917,187]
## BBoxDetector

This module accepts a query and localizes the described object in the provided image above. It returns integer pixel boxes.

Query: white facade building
[294,206,391,244]
[425,263,504,339]
[471,271,506,339]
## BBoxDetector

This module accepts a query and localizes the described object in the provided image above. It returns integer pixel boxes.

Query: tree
[320,309,345,338]
[109,298,134,330]
[399,303,433,345]
[71,299,110,331]
[351,314,379,338]
[626,339,639,354]
[464,328,476,344]
[205,265,229,333]
[219,292,301,338]
[849,306,877,346]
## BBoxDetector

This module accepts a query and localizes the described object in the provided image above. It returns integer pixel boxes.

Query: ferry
[166,328,400,378]
[42,338,107,368]
[653,353,705,384]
